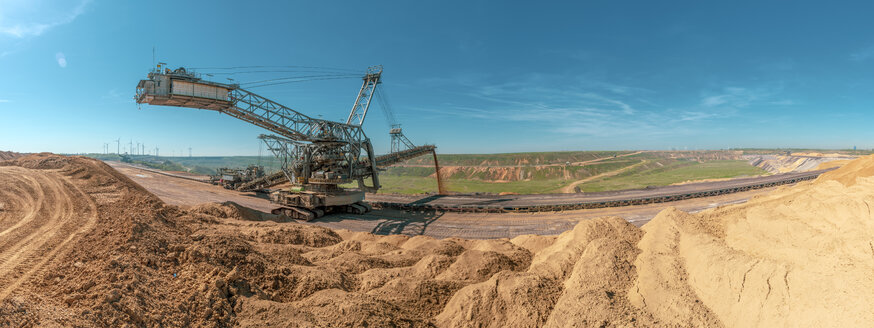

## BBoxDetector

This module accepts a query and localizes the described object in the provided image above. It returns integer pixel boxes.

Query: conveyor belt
[237,171,287,192]
[367,169,833,213]
[374,145,436,167]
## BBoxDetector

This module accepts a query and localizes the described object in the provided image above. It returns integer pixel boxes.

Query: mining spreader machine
[136,64,439,220]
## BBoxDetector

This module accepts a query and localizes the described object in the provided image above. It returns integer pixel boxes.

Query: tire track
[0,167,99,301]
[0,171,66,273]
[0,173,43,238]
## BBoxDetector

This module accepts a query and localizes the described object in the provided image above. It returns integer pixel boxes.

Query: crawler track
[368,169,831,213]
[0,166,98,301]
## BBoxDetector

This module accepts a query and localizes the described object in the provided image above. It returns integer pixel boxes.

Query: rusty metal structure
[210,165,265,190]
[136,63,437,220]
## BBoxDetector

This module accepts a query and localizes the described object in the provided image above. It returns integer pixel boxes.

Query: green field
[368,176,571,195]
[575,160,768,192]
[369,159,768,194]
[401,151,635,166]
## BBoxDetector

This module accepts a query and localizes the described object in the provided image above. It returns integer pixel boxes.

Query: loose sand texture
[1,153,873,327]
[0,151,22,161]
[816,159,853,171]
[745,154,853,174]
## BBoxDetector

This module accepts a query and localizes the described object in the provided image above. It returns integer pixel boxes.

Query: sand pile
[816,159,853,171]
[744,154,850,173]
[2,153,874,327]
[815,154,874,186]
[0,151,23,161]
[0,154,540,326]
[435,156,874,327]
[628,154,874,327]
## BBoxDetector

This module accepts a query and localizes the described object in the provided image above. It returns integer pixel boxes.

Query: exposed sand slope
[816,155,874,186]
[1,153,873,327]
[0,151,23,161]
[815,159,853,171]
[438,155,874,327]
[631,155,874,327]
[745,154,854,174]
[0,166,99,302]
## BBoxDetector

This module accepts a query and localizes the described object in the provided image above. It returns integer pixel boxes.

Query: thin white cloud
[575,79,654,96]
[580,93,635,114]
[850,46,874,61]
[686,84,791,125]
[769,100,795,106]
[410,74,678,139]
[56,52,67,68]
[413,73,793,141]
[700,87,773,109]
[0,99,10,103]
[0,0,91,38]
[701,95,729,107]
[677,111,718,121]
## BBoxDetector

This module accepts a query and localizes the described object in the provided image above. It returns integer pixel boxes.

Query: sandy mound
[437,217,653,327]
[628,155,874,327]
[190,201,266,221]
[0,151,23,161]
[815,154,874,186]
[745,154,850,174]
[0,154,538,326]
[2,153,874,327]
[816,159,853,170]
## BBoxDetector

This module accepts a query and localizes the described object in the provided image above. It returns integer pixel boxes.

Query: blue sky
[1,1,873,155]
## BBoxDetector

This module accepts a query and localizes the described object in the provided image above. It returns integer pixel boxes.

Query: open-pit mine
[1,151,873,327]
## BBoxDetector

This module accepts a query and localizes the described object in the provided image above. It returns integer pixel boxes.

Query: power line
[374,85,397,126]
[189,65,360,73]
[240,74,359,86]
[257,141,263,166]
[245,76,360,89]
[202,69,358,76]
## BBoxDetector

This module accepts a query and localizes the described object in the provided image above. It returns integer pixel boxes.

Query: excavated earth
[0,151,22,161]
[1,153,873,327]
[744,154,855,174]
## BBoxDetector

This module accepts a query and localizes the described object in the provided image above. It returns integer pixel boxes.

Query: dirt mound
[744,154,854,174]
[2,153,874,327]
[190,201,265,221]
[0,154,538,326]
[0,151,23,161]
[815,159,852,170]
[815,154,874,186]
[437,217,654,327]
[628,155,874,327]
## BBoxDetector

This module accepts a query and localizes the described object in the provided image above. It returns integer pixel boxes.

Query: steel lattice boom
[136,65,380,191]
[346,65,382,126]
[135,63,438,220]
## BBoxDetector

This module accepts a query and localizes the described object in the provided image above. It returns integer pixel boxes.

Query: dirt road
[0,166,98,301]
[107,161,780,239]
[559,161,647,193]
